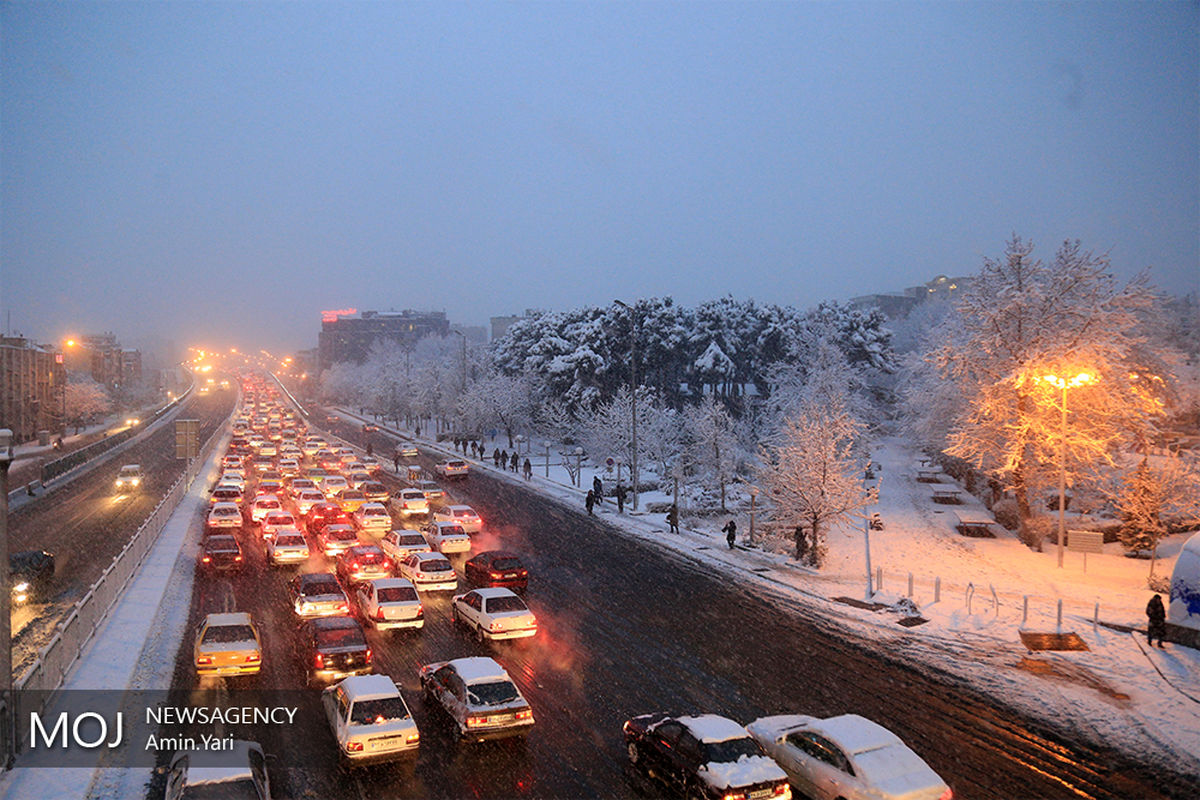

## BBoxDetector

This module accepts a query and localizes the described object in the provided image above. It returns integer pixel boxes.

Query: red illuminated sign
[321,308,357,323]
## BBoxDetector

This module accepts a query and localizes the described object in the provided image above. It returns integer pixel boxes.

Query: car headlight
[13,582,30,593]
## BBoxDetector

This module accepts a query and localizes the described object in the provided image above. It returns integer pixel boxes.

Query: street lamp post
[1,428,14,768]
[1037,372,1097,569]
[749,487,758,547]
[574,447,584,487]
[544,441,551,478]
[613,300,639,510]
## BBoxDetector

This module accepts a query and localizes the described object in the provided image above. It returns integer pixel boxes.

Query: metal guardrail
[15,404,223,699]
[39,384,194,484]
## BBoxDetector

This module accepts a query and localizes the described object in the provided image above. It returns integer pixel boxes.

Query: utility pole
[614,300,639,510]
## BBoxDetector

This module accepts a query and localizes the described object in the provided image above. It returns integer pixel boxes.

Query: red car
[307,503,349,533]
[464,551,529,592]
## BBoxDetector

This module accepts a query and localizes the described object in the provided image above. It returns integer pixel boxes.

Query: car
[322,674,419,767]
[419,656,534,742]
[249,494,284,524]
[351,577,424,631]
[424,521,471,554]
[451,588,537,642]
[318,452,343,471]
[261,510,298,540]
[435,459,469,480]
[361,481,390,504]
[301,439,324,456]
[285,477,319,497]
[289,573,350,618]
[257,478,285,498]
[217,471,247,491]
[333,489,368,513]
[379,529,432,562]
[434,505,483,534]
[293,489,328,517]
[464,551,529,592]
[10,550,54,605]
[317,524,361,558]
[362,423,380,432]
[250,454,275,473]
[200,535,244,573]
[266,530,310,566]
[397,552,457,591]
[209,484,244,506]
[398,444,419,458]
[305,466,330,483]
[306,500,345,524]
[623,713,792,800]
[257,440,278,457]
[745,714,952,800]
[193,612,262,678]
[360,456,382,472]
[206,502,244,531]
[297,616,373,686]
[393,488,429,518]
[278,458,301,477]
[114,464,145,492]
[163,739,273,800]
[353,502,392,534]
[221,454,244,470]
[320,475,351,498]
[345,470,372,490]
[335,544,393,584]
[416,480,445,504]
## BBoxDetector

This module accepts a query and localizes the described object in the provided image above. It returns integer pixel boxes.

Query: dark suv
[297,616,373,686]
[200,535,244,573]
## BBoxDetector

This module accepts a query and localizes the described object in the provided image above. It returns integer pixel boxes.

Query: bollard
[934,576,941,604]
[876,567,883,593]
[1056,599,1063,631]
[966,582,975,615]
[1093,602,1099,632]
[1022,595,1029,626]
[907,572,913,598]
[990,584,999,616]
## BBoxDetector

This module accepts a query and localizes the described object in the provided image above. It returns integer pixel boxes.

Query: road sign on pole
[175,419,199,460]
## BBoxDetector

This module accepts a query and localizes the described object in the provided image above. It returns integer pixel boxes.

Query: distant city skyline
[3,2,1196,356]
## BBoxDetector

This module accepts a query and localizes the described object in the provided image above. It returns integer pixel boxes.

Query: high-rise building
[0,337,67,441]
[317,310,450,373]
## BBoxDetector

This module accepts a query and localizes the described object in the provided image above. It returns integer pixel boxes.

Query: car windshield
[202,624,255,644]
[423,558,452,572]
[342,491,364,500]
[492,558,522,571]
[402,490,424,500]
[466,680,520,706]
[363,507,386,516]
[350,697,409,725]
[439,526,465,537]
[330,529,357,542]
[399,535,426,546]
[206,538,237,552]
[257,500,280,510]
[377,586,418,603]
[455,509,475,517]
[304,579,341,596]
[703,736,763,764]
[486,595,528,613]
[276,534,305,547]
[315,626,365,648]
[213,508,238,517]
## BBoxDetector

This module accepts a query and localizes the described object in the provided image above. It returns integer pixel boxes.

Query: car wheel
[475,624,486,643]
[626,742,640,764]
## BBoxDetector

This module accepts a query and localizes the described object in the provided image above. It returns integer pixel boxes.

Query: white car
[419,656,533,742]
[397,444,419,458]
[317,524,360,558]
[435,459,469,479]
[433,505,483,534]
[217,471,246,492]
[424,521,471,554]
[266,530,310,566]
[320,475,351,498]
[451,587,537,642]
[397,552,457,591]
[206,502,243,530]
[379,529,432,562]
[353,577,424,630]
[114,464,144,491]
[261,510,298,540]
[293,489,327,517]
[393,488,429,517]
[353,503,392,534]
[249,494,283,524]
[346,470,372,490]
[278,457,301,476]
[746,714,952,800]
[322,674,419,767]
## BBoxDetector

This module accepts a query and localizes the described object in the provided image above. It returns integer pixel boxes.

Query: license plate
[490,714,514,723]
[503,573,516,579]
[749,790,773,800]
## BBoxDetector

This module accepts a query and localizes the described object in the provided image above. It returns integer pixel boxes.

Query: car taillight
[490,621,504,631]
[337,602,348,612]
[201,556,211,563]
[772,785,789,797]
[234,555,242,561]
[314,653,325,668]
[364,649,372,663]
[245,653,261,663]
[375,607,386,620]
[416,605,423,617]
[347,741,363,752]
[515,709,533,720]
[381,559,391,570]
[490,572,503,580]
[938,791,954,800]
[466,715,488,728]
[351,561,359,570]
[196,656,213,665]
[406,733,419,743]
[721,792,746,800]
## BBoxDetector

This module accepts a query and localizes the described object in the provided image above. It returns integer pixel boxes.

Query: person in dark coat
[392,452,401,473]
[585,490,596,515]
[722,519,737,549]
[593,476,603,505]
[1146,594,1167,648]
[493,448,501,467]
[615,484,626,513]
[523,458,532,480]
[511,452,519,472]
[666,504,679,534]
[366,442,373,457]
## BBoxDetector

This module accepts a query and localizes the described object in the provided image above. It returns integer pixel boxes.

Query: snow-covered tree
[580,385,658,489]
[906,236,1166,529]
[683,395,740,510]
[64,375,111,432]
[757,387,872,566]
[533,397,578,444]
[1112,454,1200,576]
[457,373,537,446]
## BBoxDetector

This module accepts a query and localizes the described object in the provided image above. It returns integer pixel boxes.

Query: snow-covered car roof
[336,674,402,701]
[209,502,240,514]
[701,755,787,791]
[448,505,477,514]
[203,612,253,627]
[358,503,388,513]
[472,587,522,601]
[676,714,752,743]
[169,739,264,784]
[448,656,510,684]
[363,577,416,591]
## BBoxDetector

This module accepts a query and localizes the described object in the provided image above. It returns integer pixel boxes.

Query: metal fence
[16,407,223,697]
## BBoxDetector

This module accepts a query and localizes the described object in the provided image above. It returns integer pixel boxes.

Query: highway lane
[153,417,1190,799]
[8,388,235,677]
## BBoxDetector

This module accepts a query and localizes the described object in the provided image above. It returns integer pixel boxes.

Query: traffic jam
[189,375,952,800]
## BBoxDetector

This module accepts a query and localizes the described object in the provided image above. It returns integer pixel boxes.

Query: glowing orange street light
[1036,371,1099,568]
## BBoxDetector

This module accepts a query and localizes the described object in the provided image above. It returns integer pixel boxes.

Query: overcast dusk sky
[2,1,1196,356]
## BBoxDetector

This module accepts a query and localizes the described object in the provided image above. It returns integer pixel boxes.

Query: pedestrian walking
[493,448,501,467]
[667,504,679,534]
[722,519,738,549]
[615,483,626,513]
[366,442,373,457]
[523,458,532,480]
[585,490,596,516]
[1147,593,1167,648]
[593,476,603,505]
[510,452,519,472]
[392,452,401,473]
